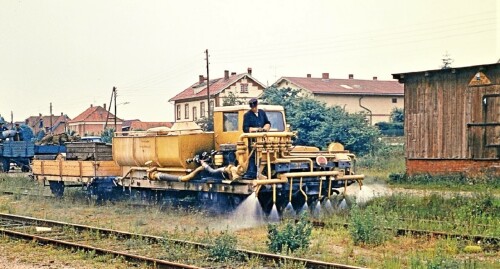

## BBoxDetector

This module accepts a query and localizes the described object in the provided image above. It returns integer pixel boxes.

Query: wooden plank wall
[405,64,500,160]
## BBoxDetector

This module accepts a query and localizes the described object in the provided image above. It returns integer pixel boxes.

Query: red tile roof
[69,105,123,123]
[169,73,266,102]
[277,77,404,96]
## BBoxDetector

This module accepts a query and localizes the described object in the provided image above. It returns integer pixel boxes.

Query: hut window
[184,104,189,119]
[392,98,397,103]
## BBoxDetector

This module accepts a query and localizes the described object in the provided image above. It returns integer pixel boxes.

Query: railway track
[2,188,498,249]
[0,213,365,269]
[311,221,499,248]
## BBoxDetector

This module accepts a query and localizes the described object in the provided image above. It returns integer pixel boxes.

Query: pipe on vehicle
[238,132,296,141]
[149,166,205,182]
[338,174,365,180]
[200,161,227,178]
[279,152,314,172]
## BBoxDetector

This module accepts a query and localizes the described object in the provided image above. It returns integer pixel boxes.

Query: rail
[0,213,366,269]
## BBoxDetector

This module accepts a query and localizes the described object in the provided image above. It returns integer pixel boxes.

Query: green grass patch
[324,193,500,238]
[388,173,500,193]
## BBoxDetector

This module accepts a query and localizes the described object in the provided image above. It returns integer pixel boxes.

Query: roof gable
[170,73,266,102]
[69,106,123,123]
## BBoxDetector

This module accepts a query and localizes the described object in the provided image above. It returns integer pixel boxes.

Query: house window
[392,98,398,103]
[240,83,248,93]
[200,102,205,118]
[193,106,198,121]
[209,100,214,116]
[184,104,189,119]
[176,105,181,120]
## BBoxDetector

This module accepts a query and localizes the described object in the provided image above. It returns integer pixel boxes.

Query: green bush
[267,213,312,254]
[348,206,393,246]
[261,87,380,154]
[208,231,238,262]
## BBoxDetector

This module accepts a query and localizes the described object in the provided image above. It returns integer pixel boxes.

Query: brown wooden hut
[393,63,500,176]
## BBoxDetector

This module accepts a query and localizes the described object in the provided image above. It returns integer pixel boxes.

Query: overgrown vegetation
[208,231,239,262]
[389,172,500,189]
[267,213,312,254]
[222,91,245,106]
[326,193,500,239]
[196,116,214,131]
[348,206,395,246]
[357,143,405,179]
[261,87,380,154]
[101,128,114,143]
[375,107,404,136]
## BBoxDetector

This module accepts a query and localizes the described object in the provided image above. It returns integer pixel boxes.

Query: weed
[388,173,500,191]
[267,213,312,254]
[348,205,395,246]
[207,230,238,262]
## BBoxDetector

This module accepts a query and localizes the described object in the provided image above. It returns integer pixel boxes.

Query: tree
[441,52,454,69]
[222,91,245,106]
[261,87,379,154]
[101,128,114,143]
[390,107,404,123]
[196,116,213,131]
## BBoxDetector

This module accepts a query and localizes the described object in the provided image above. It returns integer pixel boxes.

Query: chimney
[60,112,63,116]
[349,74,354,79]
[373,76,377,80]
[307,74,311,78]
[90,104,93,108]
[199,75,204,84]
[322,73,329,79]
[231,72,236,76]
[247,67,252,75]
[103,103,106,110]
[224,70,229,80]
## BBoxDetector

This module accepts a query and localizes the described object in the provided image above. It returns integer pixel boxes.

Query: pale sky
[0,0,498,122]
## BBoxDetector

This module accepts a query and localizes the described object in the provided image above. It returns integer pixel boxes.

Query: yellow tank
[113,122,214,169]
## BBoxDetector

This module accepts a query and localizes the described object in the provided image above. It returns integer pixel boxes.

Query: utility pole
[205,49,210,118]
[103,87,115,131]
[50,102,53,134]
[113,87,117,132]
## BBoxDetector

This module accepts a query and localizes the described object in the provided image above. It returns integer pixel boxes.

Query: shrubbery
[261,87,380,154]
[267,214,312,254]
[348,206,394,246]
[208,231,238,262]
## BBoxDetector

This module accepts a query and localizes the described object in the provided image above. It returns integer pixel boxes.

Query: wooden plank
[451,73,459,158]
[436,74,444,158]
[32,160,121,178]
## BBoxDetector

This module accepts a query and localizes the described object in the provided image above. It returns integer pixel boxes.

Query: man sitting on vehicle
[242,98,270,179]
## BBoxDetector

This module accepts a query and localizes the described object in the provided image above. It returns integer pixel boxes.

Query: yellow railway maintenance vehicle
[32,105,364,213]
